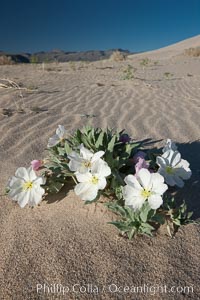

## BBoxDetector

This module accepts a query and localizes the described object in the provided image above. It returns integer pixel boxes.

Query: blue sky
[0,0,200,53]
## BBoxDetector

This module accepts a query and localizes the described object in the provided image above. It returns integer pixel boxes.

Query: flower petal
[75,172,92,183]
[33,176,46,186]
[124,174,142,190]
[91,151,105,163]
[28,167,37,181]
[171,151,181,167]
[97,176,107,190]
[123,185,141,200]
[151,173,168,195]
[162,139,177,153]
[15,190,30,208]
[74,182,98,201]
[80,144,93,160]
[56,125,66,138]
[137,168,152,190]
[156,156,167,168]
[173,175,184,188]
[125,194,145,211]
[15,167,29,181]
[7,176,24,189]
[31,160,42,171]
[91,159,111,177]
[163,173,176,186]
[135,158,148,175]
[148,194,163,210]
[29,188,44,206]
[8,185,23,199]
[68,159,82,172]
[48,135,60,147]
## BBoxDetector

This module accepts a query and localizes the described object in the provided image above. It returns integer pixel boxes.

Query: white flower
[123,168,168,211]
[7,167,46,208]
[68,144,105,174]
[48,125,67,147]
[156,150,191,188]
[162,139,177,153]
[74,159,111,201]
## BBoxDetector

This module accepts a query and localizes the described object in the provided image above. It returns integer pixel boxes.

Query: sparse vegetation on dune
[110,50,126,62]
[122,65,136,80]
[0,78,44,116]
[0,55,14,65]
[140,57,151,67]
[184,47,200,57]
[164,72,174,79]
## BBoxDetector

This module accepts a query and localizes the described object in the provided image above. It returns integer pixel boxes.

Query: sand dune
[129,34,200,59]
[0,36,200,299]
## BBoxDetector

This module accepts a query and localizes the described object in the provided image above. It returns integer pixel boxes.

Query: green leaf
[107,135,116,152]
[57,147,66,156]
[65,142,72,155]
[81,134,93,150]
[95,131,104,148]
[152,213,165,225]
[75,129,82,143]
[127,228,136,239]
[187,211,193,219]
[139,202,152,223]
[105,202,127,218]
[47,181,64,193]
[173,219,181,226]
[139,223,155,236]
[108,221,130,232]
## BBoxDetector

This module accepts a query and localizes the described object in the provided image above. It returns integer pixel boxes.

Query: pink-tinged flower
[119,134,131,143]
[133,151,146,164]
[31,160,43,171]
[135,157,149,175]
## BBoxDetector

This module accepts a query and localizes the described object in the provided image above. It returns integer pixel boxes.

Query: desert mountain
[0,49,131,64]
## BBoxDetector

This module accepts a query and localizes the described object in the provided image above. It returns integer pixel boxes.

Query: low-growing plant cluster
[164,72,174,79]
[122,65,136,80]
[110,50,126,62]
[140,58,151,67]
[6,125,194,239]
[184,47,200,57]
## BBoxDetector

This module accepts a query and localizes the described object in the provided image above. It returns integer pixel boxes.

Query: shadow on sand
[149,139,200,218]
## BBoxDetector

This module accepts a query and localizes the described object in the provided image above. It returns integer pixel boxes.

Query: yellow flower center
[23,181,33,190]
[83,160,92,168]
[141,189,152,199]
[91,175,99,185]
[166,166,174,174]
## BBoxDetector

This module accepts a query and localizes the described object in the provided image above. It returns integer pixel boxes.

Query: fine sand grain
[0,36,200,299]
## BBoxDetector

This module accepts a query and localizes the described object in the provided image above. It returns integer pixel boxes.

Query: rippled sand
[0,36,200,299]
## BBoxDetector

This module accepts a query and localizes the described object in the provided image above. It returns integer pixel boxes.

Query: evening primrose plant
[6,125,194,239]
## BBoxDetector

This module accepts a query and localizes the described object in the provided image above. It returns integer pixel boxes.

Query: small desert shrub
[164,72,174,79]
[140,58,151,67]
[122,65,136,80]
[30,55,39,64]
[0,55,14,65]
[110,50,126,62]
[184,47,200,57]
[0,78,25,112]
[69,61,76,71]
